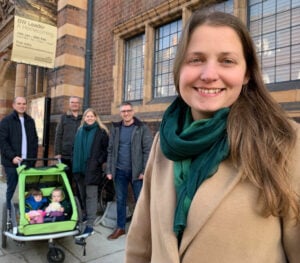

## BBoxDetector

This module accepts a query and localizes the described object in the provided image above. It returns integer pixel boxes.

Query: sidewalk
[0,173,127,263]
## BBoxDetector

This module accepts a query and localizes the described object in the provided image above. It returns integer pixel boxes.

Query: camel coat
[125,122,300,263]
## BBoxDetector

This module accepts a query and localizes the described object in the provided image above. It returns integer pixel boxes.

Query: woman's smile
[194,87,225,96]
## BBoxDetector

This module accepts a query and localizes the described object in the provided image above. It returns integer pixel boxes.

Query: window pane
[124,34,145,101]
[214,0,234,13]
[292,0,300,8]
[292,7,300,24]
[276,46,290,65]
[262,67,275,83]
[250,19,262,36]
[250,3,262,21]
[292,25,300,45]
[276,28,290,48]
[153,20,182,98]
[277,11,291,31]
[292,44,300,63]
[291,62,300,80]
[277,0,290,12]
[262,33,275,51]
[263,16,275,34]
[253,35,262,52]
[263,0,276,16]
[276,64,290,82]
[262,51,275,68]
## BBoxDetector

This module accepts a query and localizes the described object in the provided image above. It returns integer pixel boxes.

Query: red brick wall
[56,35,86,57]
[57,5,87,28]
[91,0,167,116]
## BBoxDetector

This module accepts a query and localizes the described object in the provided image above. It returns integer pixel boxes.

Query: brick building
[0,0,299,158]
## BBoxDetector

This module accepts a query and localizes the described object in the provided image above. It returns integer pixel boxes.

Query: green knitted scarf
[160,97,230,242]
[72,122,98,174]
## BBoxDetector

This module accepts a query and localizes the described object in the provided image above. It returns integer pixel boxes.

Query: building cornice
[112,0,205,37]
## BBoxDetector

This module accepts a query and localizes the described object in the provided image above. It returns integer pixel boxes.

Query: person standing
[0,96,38,212]
[72,108,109,237]
[125,11,300,262]
[54,96,82,192]
[106,102,153,240]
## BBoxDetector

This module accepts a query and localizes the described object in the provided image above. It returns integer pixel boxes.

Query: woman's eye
[222,58,235,65]
[187,57,203,64]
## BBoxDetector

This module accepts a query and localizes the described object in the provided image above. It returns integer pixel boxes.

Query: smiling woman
[72,108,109,238]
[125,10,300,263]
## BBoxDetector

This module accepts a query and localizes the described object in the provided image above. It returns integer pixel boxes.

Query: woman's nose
[200,62,218,82]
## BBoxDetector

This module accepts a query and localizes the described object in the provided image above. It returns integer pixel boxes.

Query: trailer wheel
[98,178,115,214]
[1,202,7,248]
[47,247,65,263]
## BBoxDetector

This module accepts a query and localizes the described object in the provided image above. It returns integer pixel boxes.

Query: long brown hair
[173,11,299,220]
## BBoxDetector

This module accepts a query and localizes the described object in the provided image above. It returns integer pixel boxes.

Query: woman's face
[84,111,96,125]
[179,25,248,120]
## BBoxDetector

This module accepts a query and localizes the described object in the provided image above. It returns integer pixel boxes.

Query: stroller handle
[18,158,62,167]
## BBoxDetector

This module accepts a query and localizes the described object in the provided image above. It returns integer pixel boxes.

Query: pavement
[0,172,127,263]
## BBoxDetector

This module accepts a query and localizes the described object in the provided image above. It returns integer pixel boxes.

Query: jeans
[4,166,18,210]
[115,168,143,229]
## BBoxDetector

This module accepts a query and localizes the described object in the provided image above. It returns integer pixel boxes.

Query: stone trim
[58,0,87,11]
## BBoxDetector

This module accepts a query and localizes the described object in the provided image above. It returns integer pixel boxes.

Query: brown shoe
[107,228,126,240]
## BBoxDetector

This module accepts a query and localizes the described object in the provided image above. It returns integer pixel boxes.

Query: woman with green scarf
[72,108,109,238]
[125,10,300,263]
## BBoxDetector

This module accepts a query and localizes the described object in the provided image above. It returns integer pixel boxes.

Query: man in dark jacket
[54,96,82,192]
[0,97,38,211]
[106,102,153,240]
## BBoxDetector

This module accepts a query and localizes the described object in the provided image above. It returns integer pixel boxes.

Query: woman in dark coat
[72,108,109,237]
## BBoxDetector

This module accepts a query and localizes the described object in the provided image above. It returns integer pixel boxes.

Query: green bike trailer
[1,160,84,263]
[17,162,78,235]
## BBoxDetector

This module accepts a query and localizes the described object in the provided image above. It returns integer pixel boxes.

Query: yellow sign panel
[11,16,57,68]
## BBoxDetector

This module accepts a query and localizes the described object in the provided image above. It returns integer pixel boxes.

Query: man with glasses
[54,96,82,193]
[106,102,153,240]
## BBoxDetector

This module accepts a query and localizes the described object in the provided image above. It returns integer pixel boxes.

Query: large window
[153,20,182,98]
[123,34,145,101]
[249,0,300,84]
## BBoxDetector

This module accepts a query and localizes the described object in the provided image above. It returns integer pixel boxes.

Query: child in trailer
[25,187,48,224]
[44,187,72,222]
